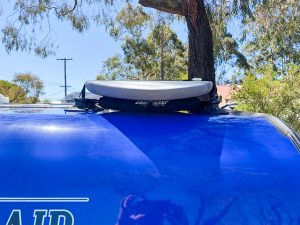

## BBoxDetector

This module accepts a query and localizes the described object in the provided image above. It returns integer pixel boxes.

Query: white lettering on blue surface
[5,210,74,225]
[6,210,21,225]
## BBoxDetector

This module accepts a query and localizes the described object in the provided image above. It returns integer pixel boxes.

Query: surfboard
[85,80,213,100]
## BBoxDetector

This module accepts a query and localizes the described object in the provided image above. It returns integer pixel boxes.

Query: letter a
[49,210,74,225]
[6,210,21,225]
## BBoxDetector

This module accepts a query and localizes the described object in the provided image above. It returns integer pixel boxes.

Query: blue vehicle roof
[0,107,299,224]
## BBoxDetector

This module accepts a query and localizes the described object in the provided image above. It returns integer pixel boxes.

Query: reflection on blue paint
[0,111,299,224]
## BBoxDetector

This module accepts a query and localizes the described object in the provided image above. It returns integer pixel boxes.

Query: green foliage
[1,0,251,70]
[97,54,136,80]
[0,0,101,57]
[205,0,300,83]
[233,64,300,133]
[1,0,300,86]
[231,0,300,131]
[206,2,250,73]
[243,0,300,74]
[146,23,188,80]
[113,4,151,38]
[0,74,44,104]
[41,98,51,104]
[13,73,45,103]
[99,4,187,80]
[0,80,27,103]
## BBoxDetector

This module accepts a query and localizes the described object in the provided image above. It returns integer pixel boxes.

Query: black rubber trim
[229,111,300,153]
[263,114,300,153]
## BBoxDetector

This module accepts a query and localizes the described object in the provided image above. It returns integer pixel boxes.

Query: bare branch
[55,0,78,16]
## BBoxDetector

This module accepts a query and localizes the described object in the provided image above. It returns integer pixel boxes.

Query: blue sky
[0,1,187,100]
[0,23,122,100]
[0,11,124,100]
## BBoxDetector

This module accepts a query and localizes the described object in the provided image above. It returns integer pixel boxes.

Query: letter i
[34,210,47,225]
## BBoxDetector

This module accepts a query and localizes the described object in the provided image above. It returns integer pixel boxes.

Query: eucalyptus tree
[243,0,300,75]
[0,80,27,103]
[99,4,187,81]
[233,64,300,133]
[13,73,44,103]
[1,0,288,98]
[0,73,44,103]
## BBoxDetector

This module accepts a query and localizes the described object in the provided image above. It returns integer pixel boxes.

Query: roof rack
[74,82,226,114]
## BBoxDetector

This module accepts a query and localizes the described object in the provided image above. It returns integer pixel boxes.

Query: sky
[0,1,188,100]
[0,23,124,100]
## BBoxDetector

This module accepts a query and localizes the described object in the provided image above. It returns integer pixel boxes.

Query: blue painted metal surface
[0,110,299,224]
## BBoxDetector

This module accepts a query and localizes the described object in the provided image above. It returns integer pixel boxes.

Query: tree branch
[139,0,183,16]
[55,0,78,16]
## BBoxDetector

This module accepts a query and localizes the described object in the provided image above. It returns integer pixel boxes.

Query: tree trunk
[139,0,218,99]
[182,0,217,96]
[160,25,165,80]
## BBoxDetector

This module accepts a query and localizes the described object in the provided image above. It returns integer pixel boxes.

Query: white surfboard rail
[85,80,213,101]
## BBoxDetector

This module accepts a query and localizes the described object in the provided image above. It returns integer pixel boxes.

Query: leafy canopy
[1,0,300,85]
[0,80,27,103]
[97,4,187,81]
[1,0,257,68]
[13,73,45,103]
[0,73,45,103]
[233,64,300,133]
[243,0,300,74]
